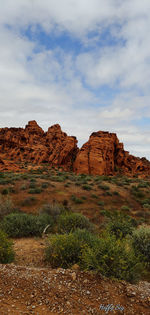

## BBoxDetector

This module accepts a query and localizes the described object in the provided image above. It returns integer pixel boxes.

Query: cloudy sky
[1,0,150,158]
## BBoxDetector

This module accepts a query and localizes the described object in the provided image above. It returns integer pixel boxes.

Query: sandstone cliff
[0,121,78,171]
[0,121,149,176]
[73,131,150,176]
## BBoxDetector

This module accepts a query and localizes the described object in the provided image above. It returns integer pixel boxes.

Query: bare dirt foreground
[0,238,150,315]
[0,266,150,315]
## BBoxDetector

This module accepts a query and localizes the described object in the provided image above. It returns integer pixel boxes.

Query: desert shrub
[0,229,15,263]
[131,187,145,199]
[131,226,150,263]
[57,213,94,234]
[98,184,110,191]
[81,196,87,200]
[64,183,70,187]
[73,229,99,248]
[143,204,150,209]
[100,209,109,216]
[30,178,36,182]
[21,174,28,180]
[1,188,9,195]
[91,194,98,199]
[45,233,82,268]
[1,213,54,237]
[29,182,37,189]
[106,213,137,239]
[113,191,120,196]
[0,196,15,219]
[39,202,64,220]
[104,191,112,196]
[82,184,92,191]
[0,179,11,185]
[51,176,65,182]
[121,205,131,212]
[138,181,149,188]
[97,201,105,206]
[35,214,54,235]
[28,188,42,194]
[71,195,83,204]
[45,229,99,268]
[75,182,81,186]
[8,187,16,194]
[41,182,49,189]
[81,234,144,283]
[141,198,150,206]
[21,196,36,206]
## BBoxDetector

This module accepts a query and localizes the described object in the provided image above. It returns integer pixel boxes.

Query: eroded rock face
[0,122,149,176]
[73,131,150,176]
[0,121,78,171]
[73,131,117,175]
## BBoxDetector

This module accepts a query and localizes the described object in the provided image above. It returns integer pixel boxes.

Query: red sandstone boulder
[73,131,150,176]
[73,131,118,175]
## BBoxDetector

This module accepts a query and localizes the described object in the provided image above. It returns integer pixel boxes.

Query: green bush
[71,195,83,204]
[113,191,120,196]
[39,203,64,220]
[21,196,36,206]
[0,229,15,263]
[1,213,54,237]
[104,191,112,196]
[57,213,94,233]
[41,182,49,189]
[81,234,144,283]
[98,184,110,191]
[97,201,105,206]
[121,205,131,212]
[0,196,15,219]
[45,229,99,268]
[131,226,150,263]
[1,188,9,195]
[82,184,92,191]
[28,188,42,194]
[45,233,82,268]
[143,204,150,209]
[138,182,149,188]
[20,184,27,190]
[73,229,99,248]
[81,196,87,200]
[35,214,54,235]
[106,213,137,239]
[91,194,98,199]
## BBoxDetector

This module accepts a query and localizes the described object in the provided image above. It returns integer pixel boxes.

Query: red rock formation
[0,121,78,171]
[73,131,150,176]
[73,131,117,175]
[0,122,150,176]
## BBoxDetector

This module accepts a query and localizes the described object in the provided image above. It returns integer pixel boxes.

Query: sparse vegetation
[81,234,144,283]
[0,229,15,263]
[0,196,15,219]
[57,213,94,234]
[131,225,150,263]
[0,168,150,284]
[105,212,137,239]
[1,213,54,237]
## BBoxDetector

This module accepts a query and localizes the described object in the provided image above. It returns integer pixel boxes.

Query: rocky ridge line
[0,120,150,176]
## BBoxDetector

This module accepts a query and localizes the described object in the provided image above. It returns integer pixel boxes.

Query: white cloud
[0,0,150,159]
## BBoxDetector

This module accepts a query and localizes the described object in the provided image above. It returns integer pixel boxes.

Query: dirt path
[13,238,46,268]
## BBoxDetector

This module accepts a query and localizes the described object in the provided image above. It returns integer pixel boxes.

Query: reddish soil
[0,238,150,315]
